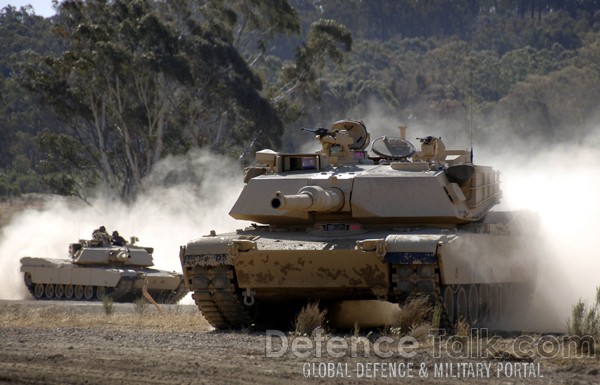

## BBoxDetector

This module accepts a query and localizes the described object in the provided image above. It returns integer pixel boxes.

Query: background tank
[180,120,538,329]
[21,235,188,303]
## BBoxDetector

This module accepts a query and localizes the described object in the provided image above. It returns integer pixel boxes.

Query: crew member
[92,226,111,246]
[112,231,127,247]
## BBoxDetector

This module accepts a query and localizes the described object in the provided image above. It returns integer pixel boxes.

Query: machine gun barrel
[271,186,344,212]
[301,127,331,137]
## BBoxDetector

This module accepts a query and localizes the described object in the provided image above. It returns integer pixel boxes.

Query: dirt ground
[1,300,599,384]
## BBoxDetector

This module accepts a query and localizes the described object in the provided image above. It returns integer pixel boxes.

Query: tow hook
[243,288,256,306]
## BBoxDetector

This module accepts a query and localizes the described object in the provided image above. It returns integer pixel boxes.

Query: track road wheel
[64,285,74,300]
[44,283,54,299]
[498,284,511,322]
[468,284,479,325]
[443,286,455,324]
[34,283,45,299]
[55,284,64,299]
[96,286,106,300]
[24,273,33,288]
[478,284,489,323]
[456,286,468,324]
[74,285,84,300]
[488,285,499,323]
[83,285,94,301]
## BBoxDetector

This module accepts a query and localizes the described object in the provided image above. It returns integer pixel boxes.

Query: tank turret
[180,119,537,330]
[230,120,500,225]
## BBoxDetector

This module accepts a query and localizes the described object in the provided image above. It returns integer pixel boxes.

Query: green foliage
[0,5,64,196]
[281,19,352,93]
[227,0,300,53]
[34,131,97,202]
[19,0,286,197]
[2,0,600,199]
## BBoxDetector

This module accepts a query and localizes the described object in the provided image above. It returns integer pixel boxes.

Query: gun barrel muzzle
[271,186,344,212]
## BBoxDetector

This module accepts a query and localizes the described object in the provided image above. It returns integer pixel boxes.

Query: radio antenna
[469,63,474,163]
[468,26,474,163]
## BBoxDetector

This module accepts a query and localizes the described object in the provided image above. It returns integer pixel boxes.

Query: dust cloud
[319,109,600,333]
[0,149,247,303]
[377,112,600,332]
[482,136,600,332]
[2,111,598,333]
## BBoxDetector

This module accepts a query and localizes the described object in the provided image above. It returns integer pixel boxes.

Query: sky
[0,0,56,17]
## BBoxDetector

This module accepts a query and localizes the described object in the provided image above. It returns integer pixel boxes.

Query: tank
[180,120,538,329]
[21,235,188,303]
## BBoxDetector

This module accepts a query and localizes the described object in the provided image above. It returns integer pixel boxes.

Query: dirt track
[1,300,599,384]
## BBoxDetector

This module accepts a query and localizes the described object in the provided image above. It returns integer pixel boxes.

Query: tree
[0,5,64,195]
[20,0,284,198]
[276,19,352,102]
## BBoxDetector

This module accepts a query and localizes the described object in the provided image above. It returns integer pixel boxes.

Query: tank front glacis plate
[182,222,536,299]
[182,230,392,300]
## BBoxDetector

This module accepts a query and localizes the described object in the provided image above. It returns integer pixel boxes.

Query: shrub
[134,297,148,317]
[294,302,327,336]
[566,286,600,353]
[390,295,432,335]
[102,296,114,316]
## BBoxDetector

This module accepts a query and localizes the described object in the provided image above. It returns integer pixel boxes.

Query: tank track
[390,264,531,330]
[156,282,189,304]
[188,265,254,329]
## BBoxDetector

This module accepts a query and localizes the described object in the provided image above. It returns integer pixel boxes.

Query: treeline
[296,0,600,42]
[1,0,599,199]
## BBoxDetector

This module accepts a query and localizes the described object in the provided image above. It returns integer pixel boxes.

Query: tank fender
[228,239,258,256]
[357,239,387,258]
[180,236,236,267]
[382,234,449,264]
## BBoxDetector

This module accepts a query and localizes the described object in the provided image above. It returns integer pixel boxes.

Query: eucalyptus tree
[21,0,283,198]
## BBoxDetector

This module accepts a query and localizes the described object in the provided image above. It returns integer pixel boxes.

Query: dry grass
[102,296,115,316]
[448,318,472,353]
[454,318,470,337]
[294,302,327,336]
[389,295,432,335]
[408,322,432,341]
[566,286,600,353]
[352,320,360,338]
[0,302,211,332]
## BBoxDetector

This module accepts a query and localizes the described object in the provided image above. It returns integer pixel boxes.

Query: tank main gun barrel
[271,186,344,212]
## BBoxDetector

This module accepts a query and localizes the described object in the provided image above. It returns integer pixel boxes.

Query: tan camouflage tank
[180,120,537,329]
[21,235,188,303]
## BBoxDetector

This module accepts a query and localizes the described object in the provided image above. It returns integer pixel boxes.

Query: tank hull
[21,256,188,303]
[181,211,536,328]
